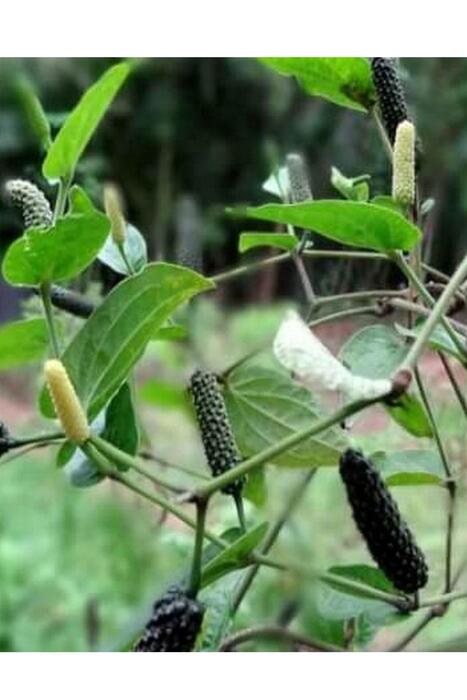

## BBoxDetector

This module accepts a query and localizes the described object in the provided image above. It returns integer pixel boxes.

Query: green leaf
[200,522,268,589]
[234,201,420,252]
[40,263,213,420]
[43,62,131,180]
[61,383,138,480]
[0,319,48,370]
[260,58,375,112]
[371,449,445,486]
[339,325,433,438]
[331,167,370,202]
[371,195,406,215]
[2,188,109,286]
[239,232,298,253]
[396,321,466,366]
[139,378,190,412]
[244,466,267,507]
[198,581,235,651]
[98,223,148,275]
[318,565,404,629]
[224,351,347,468]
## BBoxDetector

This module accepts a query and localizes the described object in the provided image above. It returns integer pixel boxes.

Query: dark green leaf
[40,263,213,420]
[43,62,131,180]
[98,223,148,275]
[234,201,420,252]
[260,58,375,112]
[371,449,445,486]
[224,351,347,468]
[339,325,433,438]
[2,189,109,286]
[200,522,268,589]
[239,232,298,253]
[0,318,48,370]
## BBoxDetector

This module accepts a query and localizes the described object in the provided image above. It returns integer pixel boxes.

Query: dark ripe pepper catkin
[134,586,204,652]
[189,370,245,495]
[5,179,53,229]
[370,58,409,145]
[339,448,428,594]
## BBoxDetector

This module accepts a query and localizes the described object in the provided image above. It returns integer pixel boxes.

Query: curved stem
[40,282,60,357]
[218,624,342,652]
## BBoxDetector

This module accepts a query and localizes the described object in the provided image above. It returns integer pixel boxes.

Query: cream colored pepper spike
[104,183,126,246]
[392,120,415,207]
[44,360,90,444]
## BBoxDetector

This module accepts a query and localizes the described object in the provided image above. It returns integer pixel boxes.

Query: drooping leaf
[331,167,370,202]
[43,62,131,180]
[396,321,466,366]
[40,263,213,420]
[371,449,445,486]
[224,351,347,468]
[2,187,109,286]
[339,325,433,438]
[0,318,48,370]
[239,232,298,253]
[98,223,148,275]
[260,58,375,112]
[233,201,420,252]
[200,522,268,589]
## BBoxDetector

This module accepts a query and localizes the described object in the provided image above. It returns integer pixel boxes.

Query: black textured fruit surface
[5,179,53,229]
[370,58,408,145]
[189,370,245,495]
[134,586,204,652]
[339,448,428,594]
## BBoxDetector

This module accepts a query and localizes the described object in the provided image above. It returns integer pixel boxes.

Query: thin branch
[218,624,341,652]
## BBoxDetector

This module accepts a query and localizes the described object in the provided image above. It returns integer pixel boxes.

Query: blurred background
[0,58,466,652]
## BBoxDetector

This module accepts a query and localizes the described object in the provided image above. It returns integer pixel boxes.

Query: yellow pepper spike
[392,120,415,207]
[104,183,126,246]
[44,360,90,444]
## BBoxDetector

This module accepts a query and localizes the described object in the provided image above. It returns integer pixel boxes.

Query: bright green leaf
[234,201,420,252]
[339,325,433,438]
[260,58,375,112]
[2,190,109,287]
[244,466,267,507]
[239,232,298,253]
[41,263,213,420]
[371,449,445,486]
[152,324,188,342]
[0,318,48,370]
[43,62,131,180]
[224,351,347,468]
[200,522,268,589]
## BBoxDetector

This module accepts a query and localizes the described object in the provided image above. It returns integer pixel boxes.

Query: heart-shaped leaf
[224,351,347,468]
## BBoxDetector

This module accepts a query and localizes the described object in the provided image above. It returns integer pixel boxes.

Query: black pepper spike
[134,586,204,652]
[370,58,409,145]
[339,448,428,594]
[189,370,245,496]
[5,179,53,229]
